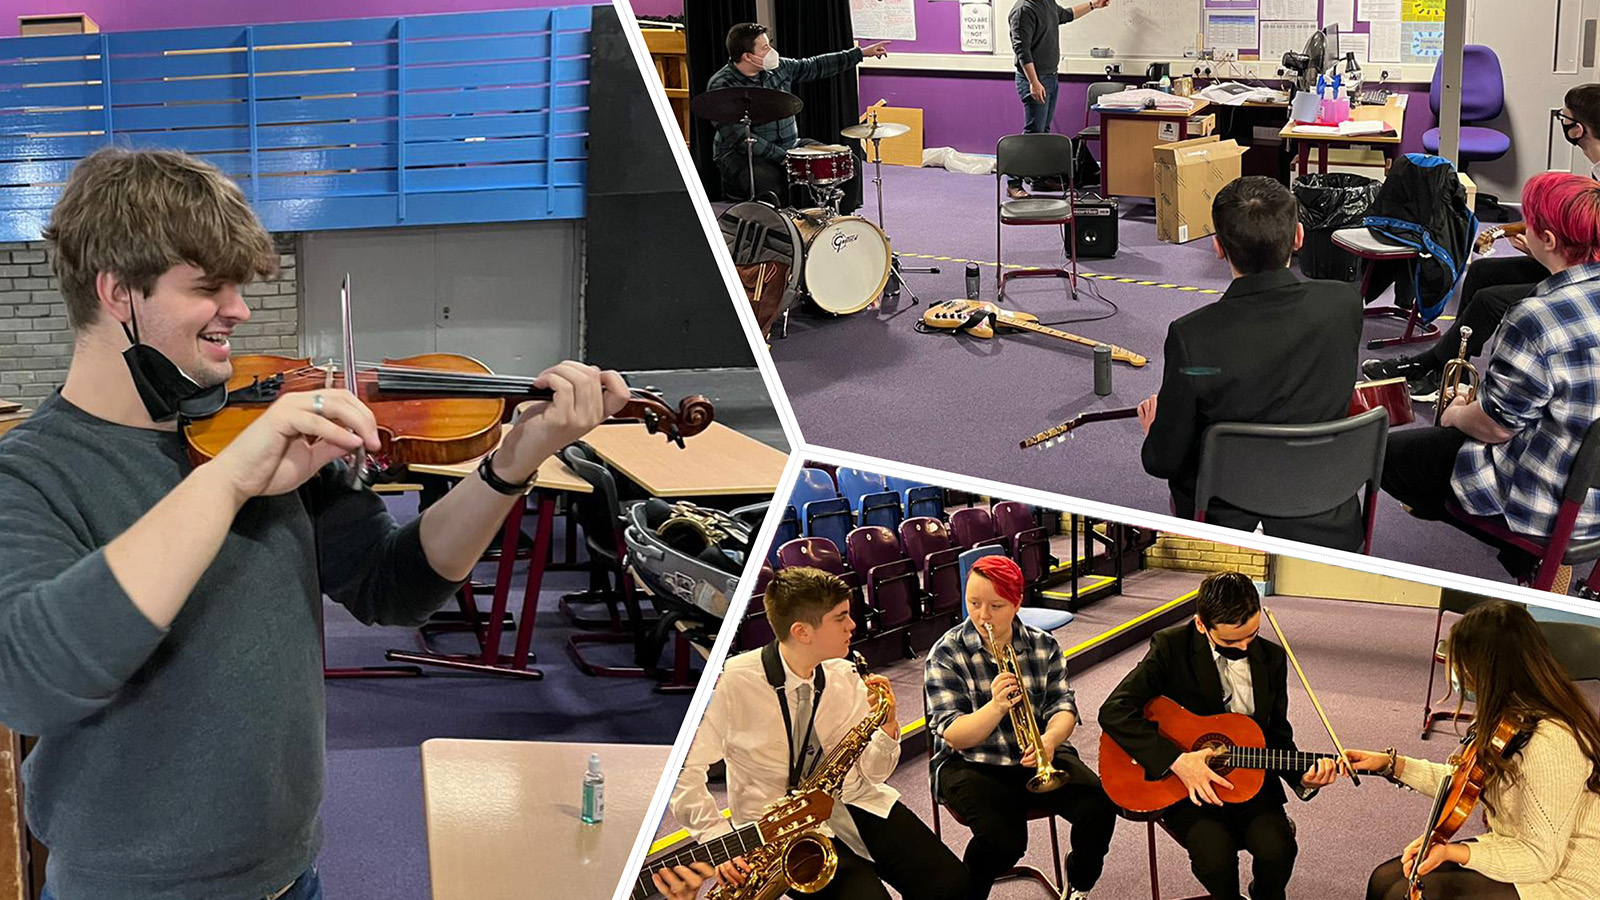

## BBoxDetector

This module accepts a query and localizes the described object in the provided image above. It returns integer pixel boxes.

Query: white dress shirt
[670,645,901,859]
[1211,644,1255,716]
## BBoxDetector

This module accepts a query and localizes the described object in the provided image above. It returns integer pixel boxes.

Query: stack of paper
[1095,89,1197,112]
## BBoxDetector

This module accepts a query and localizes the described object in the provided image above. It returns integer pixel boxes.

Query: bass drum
[790,209,892,316]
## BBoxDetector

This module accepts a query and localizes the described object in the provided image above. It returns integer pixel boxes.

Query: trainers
[1409,369,1441,403]
[1063,889,1091,900]
[1361,354,1432,382]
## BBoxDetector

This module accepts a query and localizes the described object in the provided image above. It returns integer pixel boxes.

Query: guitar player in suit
[1098,572,1341,900]
[1137,176,1365,552]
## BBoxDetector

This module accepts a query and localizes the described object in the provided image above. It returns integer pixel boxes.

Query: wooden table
[1278,95,1407,178]
[1095,99,1211,200]
[580,421,786,498]
[422,739,670,900]
[379,429,593,679]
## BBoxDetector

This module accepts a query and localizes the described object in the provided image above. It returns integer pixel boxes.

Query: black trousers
[1171,490,1366,553]
[938,749,1118,900]
[1162,794,1298,900]
[796,801,969,900]
[1380,425,1539,578]
[718,140,864,214]
[1366,857,1519,900]
[1416,255,1546,371]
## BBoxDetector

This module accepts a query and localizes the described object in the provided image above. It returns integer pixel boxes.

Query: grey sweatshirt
[1009,0,1076,77]
[0,392,460,900]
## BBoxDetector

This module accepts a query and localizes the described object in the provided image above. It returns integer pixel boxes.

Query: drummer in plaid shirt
[1382,171,1600,589]
[923,555,1117,900]
[707,23,887,207]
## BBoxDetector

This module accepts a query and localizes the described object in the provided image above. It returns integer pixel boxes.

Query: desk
[383,429,592,679]
[1278,96,1408,178]
[1095,99,1210,200]
[580,421,786,499]
[422,739,669,900]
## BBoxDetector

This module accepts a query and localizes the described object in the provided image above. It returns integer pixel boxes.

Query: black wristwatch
[477,450,535,495]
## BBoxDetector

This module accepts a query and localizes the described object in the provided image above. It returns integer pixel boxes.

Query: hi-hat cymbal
[691,86,803,125]
[841,121,910,140]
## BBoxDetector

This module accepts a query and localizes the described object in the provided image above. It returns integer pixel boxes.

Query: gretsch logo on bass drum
[831,231,860,253]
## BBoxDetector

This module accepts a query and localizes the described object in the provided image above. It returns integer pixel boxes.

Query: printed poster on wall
[1400,21,1443,63]
[851,0,917,41]
[1401,0,1445,22]
[960,3,993,52]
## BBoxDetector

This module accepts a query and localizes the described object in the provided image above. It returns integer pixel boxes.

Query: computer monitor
[1323,23,1340,69]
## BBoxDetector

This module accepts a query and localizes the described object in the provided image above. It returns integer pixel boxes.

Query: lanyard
[761,641,825,790]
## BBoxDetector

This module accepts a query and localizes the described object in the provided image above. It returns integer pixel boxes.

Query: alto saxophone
[707,652,893,900]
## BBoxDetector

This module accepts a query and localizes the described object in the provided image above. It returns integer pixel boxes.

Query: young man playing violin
[0,147,629,900]
[1098,572,1341,900]
[923,555,1116,900]
[1347,600,1600,900]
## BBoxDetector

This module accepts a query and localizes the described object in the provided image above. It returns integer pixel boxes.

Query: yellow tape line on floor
[899,252,1223,295]
[646,588,1199,856]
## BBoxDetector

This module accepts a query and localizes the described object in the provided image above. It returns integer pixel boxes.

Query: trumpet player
[924,555,1116,900]
[666,567,968,900]
[1381,172,1600,587]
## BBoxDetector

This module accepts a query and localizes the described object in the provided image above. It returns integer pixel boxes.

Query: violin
[182,353,715,476]
[1404,716,1527,900]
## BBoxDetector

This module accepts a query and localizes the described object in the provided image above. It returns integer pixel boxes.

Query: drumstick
[1263,605,1361,785]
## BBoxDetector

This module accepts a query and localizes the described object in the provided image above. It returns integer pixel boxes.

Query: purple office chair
[846,526,918,636]
[1422,45,1509,215]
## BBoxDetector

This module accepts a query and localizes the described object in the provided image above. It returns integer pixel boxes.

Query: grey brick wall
[0,233,300,400]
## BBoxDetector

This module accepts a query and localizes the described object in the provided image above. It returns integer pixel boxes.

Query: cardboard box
[17,13,97,35]
[1153,136,1247,244]
[1459,172,1477,211]
[1186,113,1216,137]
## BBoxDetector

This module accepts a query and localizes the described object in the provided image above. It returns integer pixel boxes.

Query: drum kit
[696,85,936,334]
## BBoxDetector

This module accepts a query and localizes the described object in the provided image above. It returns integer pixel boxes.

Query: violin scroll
[619,389,715,448]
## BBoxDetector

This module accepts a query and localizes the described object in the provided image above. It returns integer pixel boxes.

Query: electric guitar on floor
[1099,696,1343,813]
[922,299,1147,367]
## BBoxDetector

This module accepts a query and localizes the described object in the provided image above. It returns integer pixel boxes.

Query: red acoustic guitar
[1099,696,1342,813]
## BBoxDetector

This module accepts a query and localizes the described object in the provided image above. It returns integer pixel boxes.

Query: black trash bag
[1293,173,1379,281]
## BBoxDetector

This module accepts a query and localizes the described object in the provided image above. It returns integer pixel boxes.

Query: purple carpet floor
[769,164,1527,587]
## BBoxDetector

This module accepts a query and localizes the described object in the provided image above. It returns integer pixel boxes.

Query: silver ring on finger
[312,392,325,417]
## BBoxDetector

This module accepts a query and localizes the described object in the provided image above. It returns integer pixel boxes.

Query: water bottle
[1094,344,1113,396]
[965,264,980,300]
[581,752,605,824]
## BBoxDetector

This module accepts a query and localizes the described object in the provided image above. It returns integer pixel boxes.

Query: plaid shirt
[706,47,864,164]
[925,618,1077,786]
[1452,261,1600,538]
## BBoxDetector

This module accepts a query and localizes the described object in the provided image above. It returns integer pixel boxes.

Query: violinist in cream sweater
[1347,601,1600,900]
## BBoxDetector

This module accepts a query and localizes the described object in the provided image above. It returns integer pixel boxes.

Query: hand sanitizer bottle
[581,753,604,825]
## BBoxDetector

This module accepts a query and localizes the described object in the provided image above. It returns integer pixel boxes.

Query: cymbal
[692,86,803,125]
[841,121,910,140]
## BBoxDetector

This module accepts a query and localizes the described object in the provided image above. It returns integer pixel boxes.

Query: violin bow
[339,273,367,488]
[1262,605,1361,786]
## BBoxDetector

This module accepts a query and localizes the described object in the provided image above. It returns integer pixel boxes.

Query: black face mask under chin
[120,308,228,423]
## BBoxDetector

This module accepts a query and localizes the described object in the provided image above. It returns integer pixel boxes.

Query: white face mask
[1449,666,1477,703]
[761,47,781,71]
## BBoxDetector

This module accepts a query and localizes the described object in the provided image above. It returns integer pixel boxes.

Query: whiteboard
[1034,0,1202,62]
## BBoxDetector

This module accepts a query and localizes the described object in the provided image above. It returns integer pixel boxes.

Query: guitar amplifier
[1068,198,1119,259]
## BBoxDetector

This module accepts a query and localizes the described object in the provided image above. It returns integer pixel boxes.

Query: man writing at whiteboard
[1007,0,1113,199]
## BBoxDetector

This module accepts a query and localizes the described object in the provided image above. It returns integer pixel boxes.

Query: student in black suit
[1138,176,1365,551]
[1098,573,1341,900]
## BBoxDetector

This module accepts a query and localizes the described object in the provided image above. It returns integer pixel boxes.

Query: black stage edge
[585,7,755,371]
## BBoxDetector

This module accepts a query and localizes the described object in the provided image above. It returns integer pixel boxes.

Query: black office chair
[996,132,1079,300]
[560,442,653,678]
[1193,409,1389,554]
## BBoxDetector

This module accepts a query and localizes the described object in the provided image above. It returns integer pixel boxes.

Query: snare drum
[719,203,891,317]
[785,144,855,186]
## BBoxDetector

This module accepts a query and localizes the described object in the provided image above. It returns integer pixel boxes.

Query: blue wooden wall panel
[0,4,591,240]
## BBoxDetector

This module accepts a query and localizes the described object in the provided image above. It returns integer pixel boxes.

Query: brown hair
[43,146,276,329]
[764,567,850,641]
[1565,83,1600,136]
[725,22,767,63]
[1195,571,1260,628]
[1212,176,1299,275]
[1446,601,1600,814]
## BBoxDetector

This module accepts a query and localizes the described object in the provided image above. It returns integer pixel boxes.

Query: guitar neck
[1226,746,1340,773]
[1010,319,1093,347]
[1021,406,1139,448]
[632,822,763,900]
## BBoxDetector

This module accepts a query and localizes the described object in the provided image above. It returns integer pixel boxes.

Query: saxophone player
[664,567,969,900]
[924,555,1117,900]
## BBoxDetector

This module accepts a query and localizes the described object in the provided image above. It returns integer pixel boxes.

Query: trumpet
[983,622,1068,793]
[1436,326,1479,425]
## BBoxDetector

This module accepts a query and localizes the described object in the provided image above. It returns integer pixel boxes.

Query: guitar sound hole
[1197,733,1234,774]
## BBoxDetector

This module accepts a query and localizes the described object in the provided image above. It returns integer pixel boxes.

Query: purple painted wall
[860,70,1434,158]
[0,0,608,34]
[630,0,681,18]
